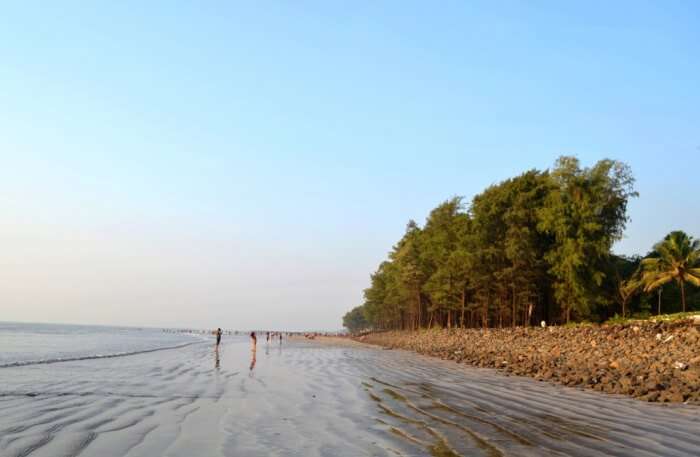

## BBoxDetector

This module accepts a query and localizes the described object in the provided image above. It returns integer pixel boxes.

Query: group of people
[248,331,283,348]
[212,329,286,351]
[210,329,295,374]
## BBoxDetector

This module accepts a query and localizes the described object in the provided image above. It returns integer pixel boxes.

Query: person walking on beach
[215,328,222,348]
[250,331,257,349]
[249,347,257,374]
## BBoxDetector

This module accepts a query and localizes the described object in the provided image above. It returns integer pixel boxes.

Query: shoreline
[352,319,700,405]
[4,334,700,456]
[289,334,379,348]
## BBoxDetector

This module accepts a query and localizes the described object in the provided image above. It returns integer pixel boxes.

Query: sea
[0,321,202,368]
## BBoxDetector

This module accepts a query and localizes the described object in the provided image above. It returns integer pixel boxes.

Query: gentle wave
[0,341,201,369]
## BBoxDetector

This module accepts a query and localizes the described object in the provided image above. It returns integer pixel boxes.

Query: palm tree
[640,231,700,312]
[617,278,640,318]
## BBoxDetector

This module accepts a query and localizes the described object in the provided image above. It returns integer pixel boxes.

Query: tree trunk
[680,280,686,313]
[416,288,422,329]
[657,288,662,316]
[512,287,517,328]
[460,290,466,328]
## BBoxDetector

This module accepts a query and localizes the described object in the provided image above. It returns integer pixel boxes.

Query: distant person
[215,328,222,347]
[279,333,282,343]
[266,332,270,343]
[250,331,257,348]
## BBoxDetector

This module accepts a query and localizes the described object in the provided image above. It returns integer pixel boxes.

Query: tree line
[343,157,700,332]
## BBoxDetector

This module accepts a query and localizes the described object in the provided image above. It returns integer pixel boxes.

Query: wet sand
[1,337,698,457]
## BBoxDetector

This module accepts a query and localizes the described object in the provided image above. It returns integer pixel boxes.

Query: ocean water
[0,321,203,368]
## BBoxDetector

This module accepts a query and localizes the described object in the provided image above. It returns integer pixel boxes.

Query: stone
[644,392,660,402]
[358,320,699,405]
[673,361,688,371]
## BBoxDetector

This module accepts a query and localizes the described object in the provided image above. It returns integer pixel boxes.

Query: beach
[1,329,699,457]
[353,318,700,404]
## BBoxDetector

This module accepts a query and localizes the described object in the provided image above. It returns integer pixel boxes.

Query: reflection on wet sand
[249,348,257,376]
[215,347,220,369]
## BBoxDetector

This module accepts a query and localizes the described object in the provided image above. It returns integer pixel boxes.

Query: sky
[1,1,698,331]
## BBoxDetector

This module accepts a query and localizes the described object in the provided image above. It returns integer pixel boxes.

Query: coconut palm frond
[640,257,659,269]
[685,269,700,287]
[622,278,641,295]
[654,244,674,262]
[643,274,674,292]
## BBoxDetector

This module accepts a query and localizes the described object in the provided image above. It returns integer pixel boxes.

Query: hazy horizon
[2,2,698,330]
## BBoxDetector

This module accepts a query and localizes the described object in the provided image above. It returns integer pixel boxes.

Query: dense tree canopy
[343,156,698,332]
[342,306,369,333]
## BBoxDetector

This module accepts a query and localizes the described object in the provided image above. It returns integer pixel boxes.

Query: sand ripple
[0,338,697,456]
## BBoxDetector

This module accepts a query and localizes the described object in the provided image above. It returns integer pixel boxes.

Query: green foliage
[342,306,368,333]
[537,157,637,322]
[605,311,698,325]
[640,231,700,312]
[561,320,594,328]
[345,156,696,330]
[604,254,642,319]
[421,198,469,326]
[605,314,626,325]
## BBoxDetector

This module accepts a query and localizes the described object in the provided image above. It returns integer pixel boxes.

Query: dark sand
[1,337,698,456]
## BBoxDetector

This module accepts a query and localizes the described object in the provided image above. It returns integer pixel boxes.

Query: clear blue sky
[1,1,698,330]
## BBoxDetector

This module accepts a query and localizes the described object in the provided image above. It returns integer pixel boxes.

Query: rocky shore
[356,317,700,404]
